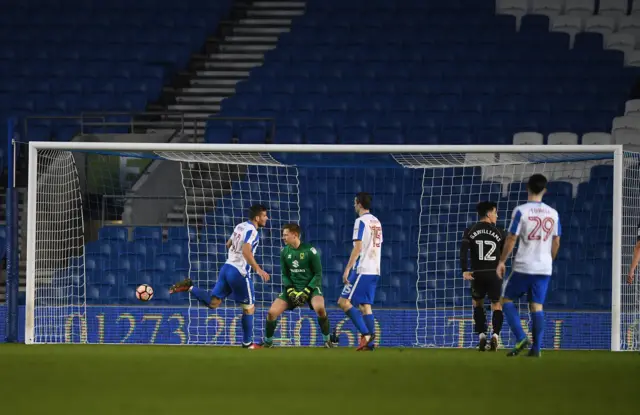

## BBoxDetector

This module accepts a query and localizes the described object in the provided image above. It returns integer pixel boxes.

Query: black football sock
[473,305,487,335]
[492,309,504,336]
[265,319,278,343]
[317,316,331,341]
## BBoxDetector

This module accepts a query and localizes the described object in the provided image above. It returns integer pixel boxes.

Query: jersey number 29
[475,240,497,261]
[527,216,555,241]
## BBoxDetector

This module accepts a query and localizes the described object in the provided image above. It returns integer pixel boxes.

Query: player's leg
[310,293,333,347]
[338,272,372,346]
[343,274,378,351]
[170,274,225,309]
[488,275,504,351]
[527,274,551,357]
[501,272,530,356]
[262,297,290,347]
[489,301,503,351]
[470,277,488,351]
[225,267,259,347]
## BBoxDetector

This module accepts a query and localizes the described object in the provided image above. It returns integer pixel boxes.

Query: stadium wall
[0,305,621,349]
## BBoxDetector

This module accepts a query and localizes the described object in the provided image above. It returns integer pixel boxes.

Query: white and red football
[135,284,154,301]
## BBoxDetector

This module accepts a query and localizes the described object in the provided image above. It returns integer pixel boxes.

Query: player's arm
[242,231,270,282]
[628,226,640,283]
[307,246,323,291]
[226,238,232,250]
[497,209,521,278]
[343,241,362,284]
[460,228,473,280]
[551,214,561,261]
[343,218,365,284]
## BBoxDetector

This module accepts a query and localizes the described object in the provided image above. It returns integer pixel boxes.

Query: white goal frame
[24,142,626,350]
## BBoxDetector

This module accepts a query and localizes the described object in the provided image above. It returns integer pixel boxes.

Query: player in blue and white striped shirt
[497,174,561,357]
[169,204,271,349]
[338,192,383,351]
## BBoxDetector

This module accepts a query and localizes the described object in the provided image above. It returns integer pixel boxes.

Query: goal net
[23,143,638,351]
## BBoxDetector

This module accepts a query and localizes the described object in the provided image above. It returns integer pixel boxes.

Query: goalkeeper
[261,223,334,348]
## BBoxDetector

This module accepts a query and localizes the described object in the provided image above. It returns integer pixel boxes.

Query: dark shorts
[470,271,503,302]
[278,286,323,310]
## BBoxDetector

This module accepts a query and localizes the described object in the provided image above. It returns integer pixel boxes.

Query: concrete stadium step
[194,70,250,77]
[175,96,226,104]
[208,52,265,60]
[225,35,279,43]
[180,87,236,95]
[238,18,292,25]
[247,9,305,17]
[203,61,263,69]
[233,26,290,35]
[168,104,221,112]
[219,44,275,52]
[190,79,241,86]
[253,1,305,7]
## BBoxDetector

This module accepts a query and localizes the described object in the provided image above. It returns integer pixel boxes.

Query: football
[135,284,154,301]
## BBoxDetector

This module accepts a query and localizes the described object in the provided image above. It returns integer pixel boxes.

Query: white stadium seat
[612,115,640,133]
[617,16,640,42]
[613,129,640,145]
[531,0,564,17]
[513,132,544,145]
[624,50,640,66]
[625,99,640,115]
[605,33,636,57]
[565,0,596,17]
[581,132,613,145]
[548,132,579,145]
[598,0,628,19]
[496,0,529,29]
[551,15,584,48]
[584,16,616,36]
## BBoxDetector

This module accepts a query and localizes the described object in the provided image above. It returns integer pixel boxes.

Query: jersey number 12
[475,240,497,261]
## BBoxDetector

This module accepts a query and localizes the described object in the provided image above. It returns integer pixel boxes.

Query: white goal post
[23,142,639,351]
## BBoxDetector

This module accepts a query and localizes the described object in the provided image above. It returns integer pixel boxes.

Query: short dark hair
[355,192,372,210]
[476,201,497,218]
[282,223,301,236]
[248,204,267,220]
[527,174,548,195]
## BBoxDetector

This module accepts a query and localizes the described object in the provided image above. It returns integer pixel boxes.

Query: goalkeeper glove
[286,287,298,303]
[295,287,312,305]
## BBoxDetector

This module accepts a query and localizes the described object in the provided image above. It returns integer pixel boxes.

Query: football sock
[189,286,212,307]
[503,301,527,343]
[363,314,375,336]
[531,311,544,353]
[345,307,369,335]
[317,316,331,341]
[473,305,487,334]
[241,314,254,345]
[265,319,278,343]
[492,309,504,335]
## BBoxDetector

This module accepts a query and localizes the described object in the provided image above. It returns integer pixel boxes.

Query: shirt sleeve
[307,246,322,289]
[508,208,523,236]
[459,228,470,272]
[280,249,292,288]
[352,218,365,241]
[636,222,640,242]
[554,215,562,237]
[243,228,258,246]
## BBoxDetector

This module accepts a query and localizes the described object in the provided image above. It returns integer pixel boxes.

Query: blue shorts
[340,272,378,305]
[211,264,254,305]
[503,271,551,305]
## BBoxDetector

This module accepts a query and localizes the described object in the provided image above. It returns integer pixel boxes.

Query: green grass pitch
[1,344,639,415]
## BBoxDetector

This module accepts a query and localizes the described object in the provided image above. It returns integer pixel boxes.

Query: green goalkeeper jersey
[280,242,322,290]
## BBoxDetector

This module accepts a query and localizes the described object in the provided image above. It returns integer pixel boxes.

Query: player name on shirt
[469,228,503,242]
